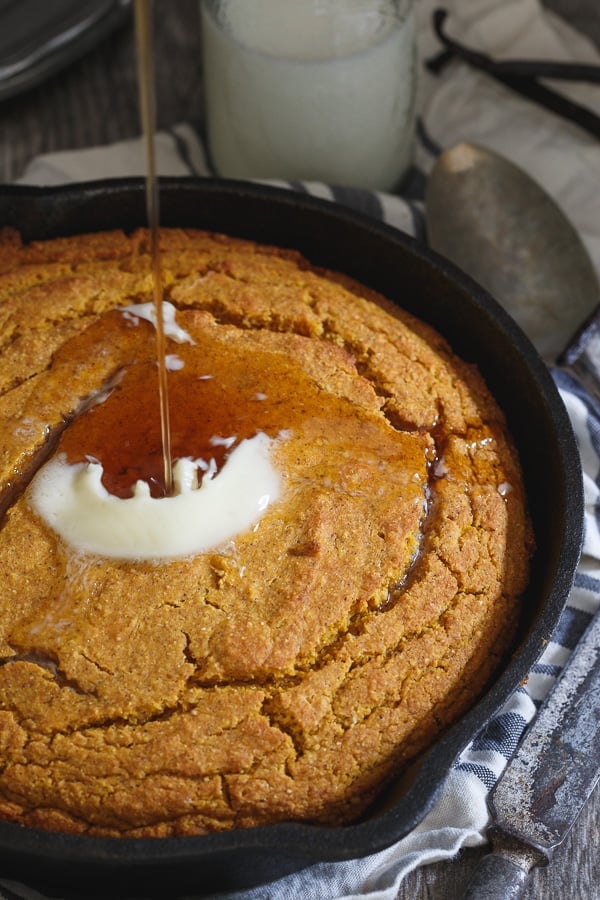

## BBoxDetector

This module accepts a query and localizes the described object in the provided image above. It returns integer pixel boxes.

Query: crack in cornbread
[0,227,533,836]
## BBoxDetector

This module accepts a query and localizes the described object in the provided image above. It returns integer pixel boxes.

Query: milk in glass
[201,0,416,190]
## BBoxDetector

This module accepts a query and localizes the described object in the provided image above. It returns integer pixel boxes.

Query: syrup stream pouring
[134,0,173,496]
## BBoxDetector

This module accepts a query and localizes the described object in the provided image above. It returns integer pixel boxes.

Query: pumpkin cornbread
[0,225,533,837]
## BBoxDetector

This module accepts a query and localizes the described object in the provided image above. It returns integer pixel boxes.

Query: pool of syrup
[57,316,428,500]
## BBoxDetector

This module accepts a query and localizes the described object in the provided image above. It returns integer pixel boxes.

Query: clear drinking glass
[200,0,417,191]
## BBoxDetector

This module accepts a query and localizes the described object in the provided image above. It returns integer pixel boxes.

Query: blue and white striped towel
[4,0,600,898]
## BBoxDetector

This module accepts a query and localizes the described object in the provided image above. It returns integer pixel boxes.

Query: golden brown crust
[0,227,533,836]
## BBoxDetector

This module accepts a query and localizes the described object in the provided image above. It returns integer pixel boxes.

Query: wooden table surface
[0,1,598,898]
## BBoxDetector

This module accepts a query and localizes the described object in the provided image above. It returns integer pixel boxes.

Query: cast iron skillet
[0,179,584,899]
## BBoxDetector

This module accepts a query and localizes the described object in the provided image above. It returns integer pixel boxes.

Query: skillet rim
[0,177,584,890]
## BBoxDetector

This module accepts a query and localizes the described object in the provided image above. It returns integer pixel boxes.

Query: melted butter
[121,301,195,345]
[29,435,280,560]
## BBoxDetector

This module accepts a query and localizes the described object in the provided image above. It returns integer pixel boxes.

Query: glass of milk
[200,0,417,191]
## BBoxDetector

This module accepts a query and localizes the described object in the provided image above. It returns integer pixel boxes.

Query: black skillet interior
[0,178,584,898]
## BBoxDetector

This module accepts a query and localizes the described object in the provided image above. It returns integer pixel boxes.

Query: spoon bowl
[425,142,600,362]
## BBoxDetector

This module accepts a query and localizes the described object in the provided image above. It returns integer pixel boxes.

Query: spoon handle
[462,852,532,900]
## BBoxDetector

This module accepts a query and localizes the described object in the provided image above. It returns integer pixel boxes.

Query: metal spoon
[425,142,600,365]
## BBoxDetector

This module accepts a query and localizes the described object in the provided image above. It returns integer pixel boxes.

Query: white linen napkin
[4,1,600,898]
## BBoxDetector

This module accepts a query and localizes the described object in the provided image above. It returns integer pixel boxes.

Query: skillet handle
[462,852,531,900]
